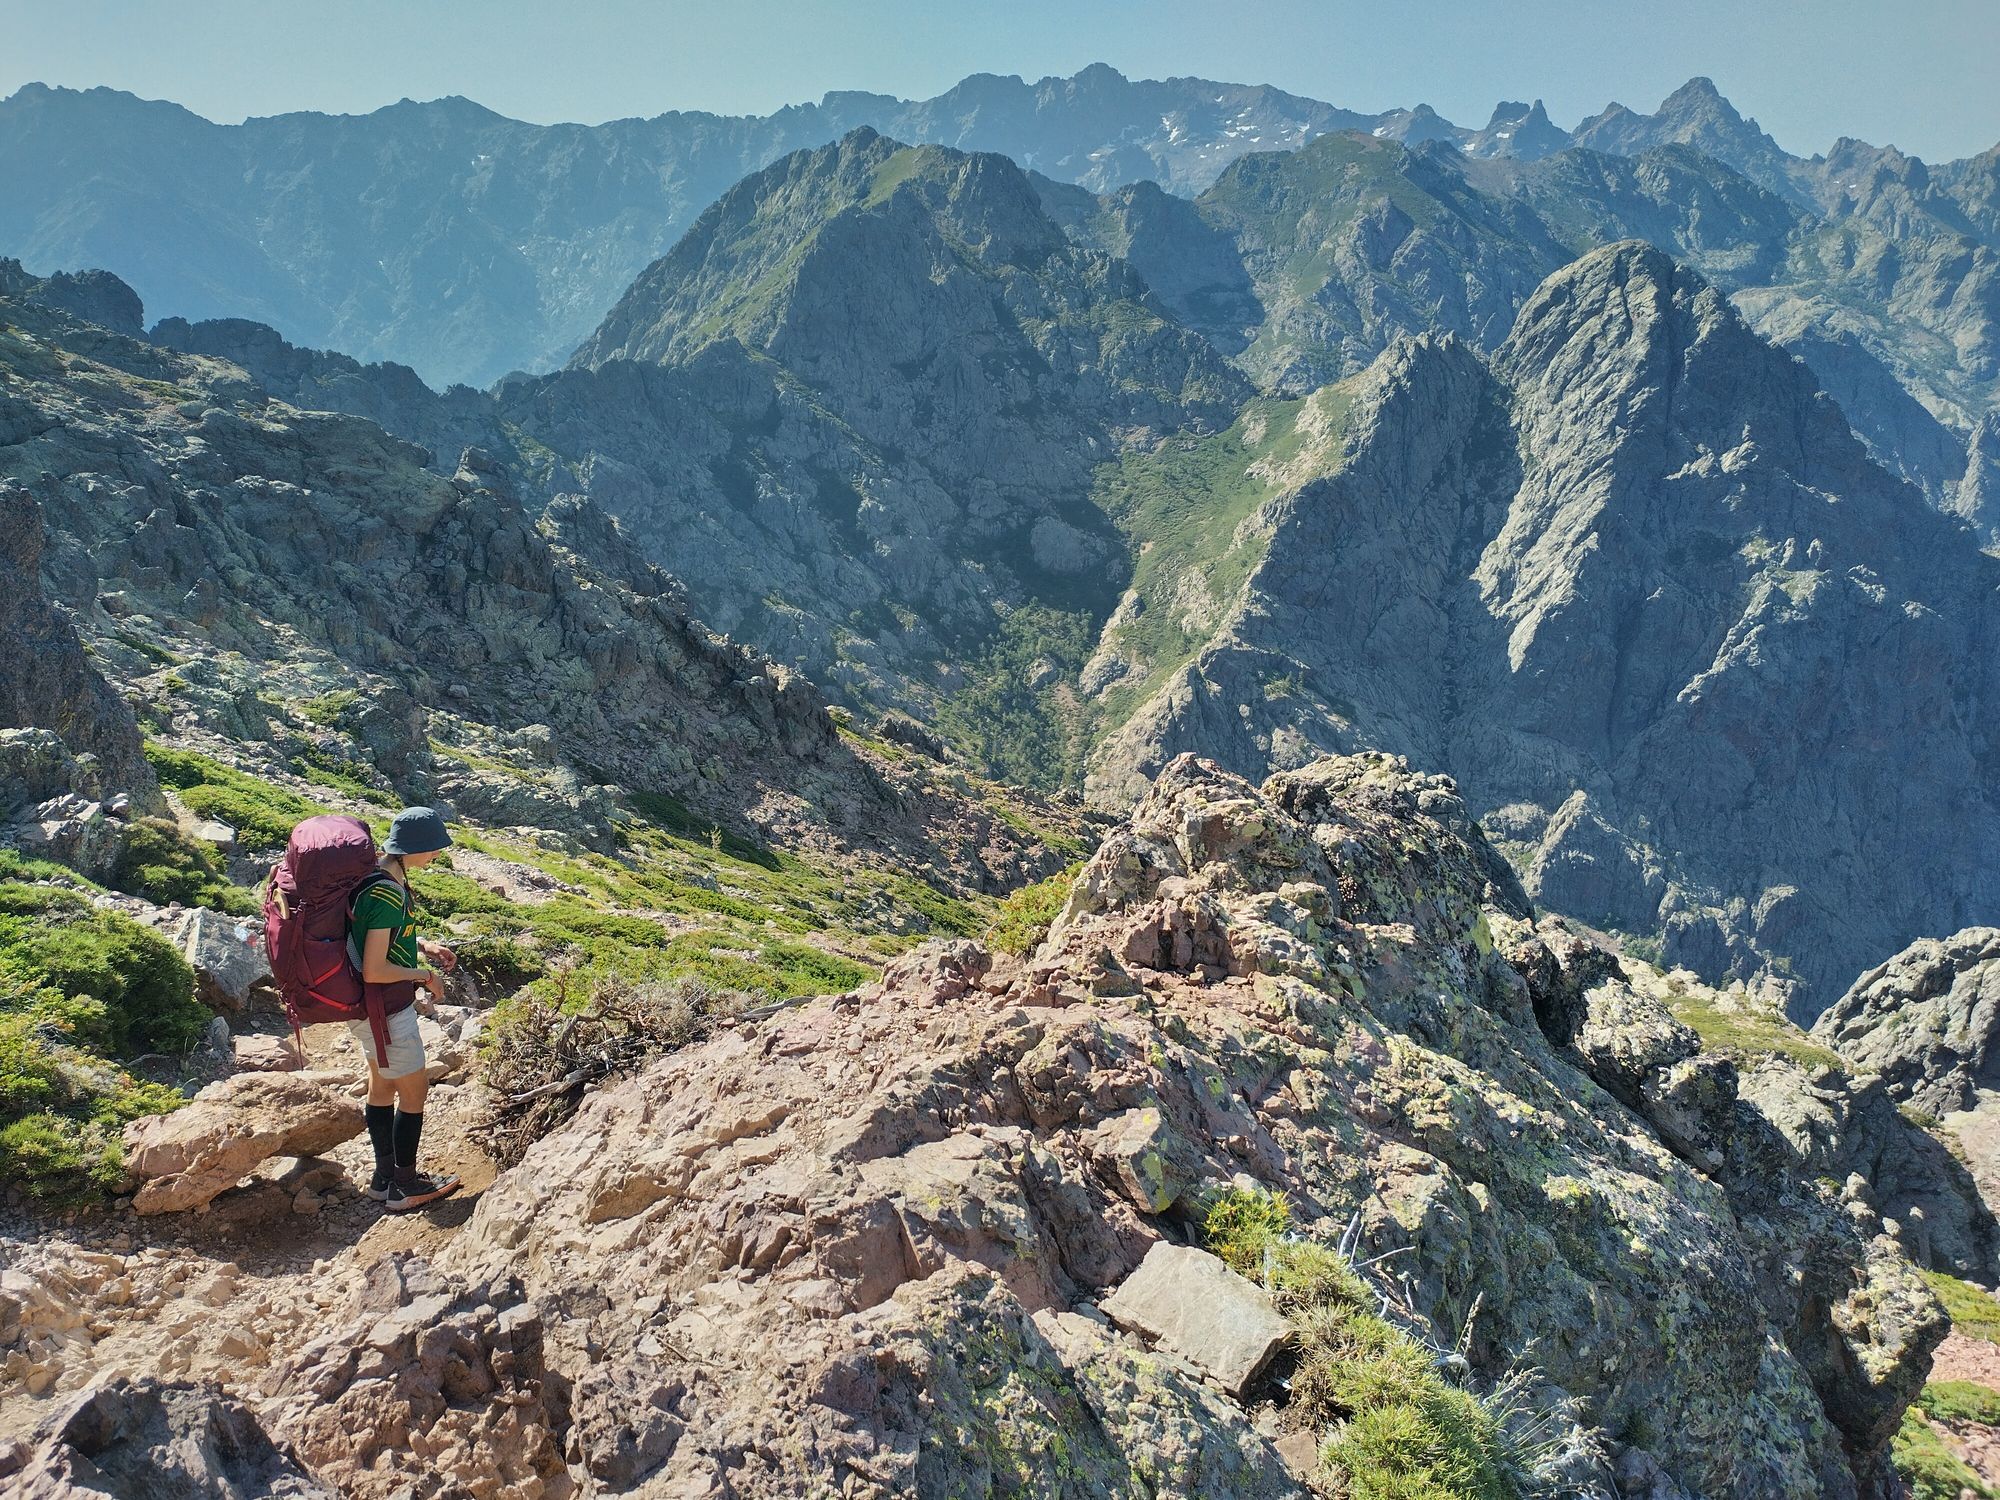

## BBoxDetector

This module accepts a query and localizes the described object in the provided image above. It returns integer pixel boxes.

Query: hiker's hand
[419,969,446,1003]
[420,941,457,974]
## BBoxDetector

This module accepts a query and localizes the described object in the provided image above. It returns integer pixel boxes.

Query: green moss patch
[1924,1271,2000,1346]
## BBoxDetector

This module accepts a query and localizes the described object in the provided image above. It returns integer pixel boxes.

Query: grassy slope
[1088,384,1357,734]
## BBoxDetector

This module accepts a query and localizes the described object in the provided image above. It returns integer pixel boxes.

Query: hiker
[350,806,464,1212]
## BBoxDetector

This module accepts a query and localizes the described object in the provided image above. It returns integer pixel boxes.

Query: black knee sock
[392,1109,424,1180]
[364,1104,395,1179]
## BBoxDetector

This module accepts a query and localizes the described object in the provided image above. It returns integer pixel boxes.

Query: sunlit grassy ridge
[1088,385,1355,729]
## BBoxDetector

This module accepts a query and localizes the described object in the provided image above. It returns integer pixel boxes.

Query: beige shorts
[348,1005,426,1080]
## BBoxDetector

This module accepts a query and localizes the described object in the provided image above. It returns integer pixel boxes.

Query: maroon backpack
[263,814,394,1066]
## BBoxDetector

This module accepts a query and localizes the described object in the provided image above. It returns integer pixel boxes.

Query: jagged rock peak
[1495,238,1861,468]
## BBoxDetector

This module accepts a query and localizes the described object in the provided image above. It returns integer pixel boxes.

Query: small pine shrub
[983,864,1080,957]
[0,1114,123,1203]
[0,1008,66,1117]
[0,884,206,1055]
[1200,1185,1293,1276]
[451,933,548,991]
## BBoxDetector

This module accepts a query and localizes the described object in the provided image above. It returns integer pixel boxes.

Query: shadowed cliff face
[0,481,160,813]
[1091,242,2000,1019]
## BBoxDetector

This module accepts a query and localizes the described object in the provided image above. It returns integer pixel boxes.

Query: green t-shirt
[350,877,418,970]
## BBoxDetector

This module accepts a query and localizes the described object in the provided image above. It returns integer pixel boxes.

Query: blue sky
[4,0,1995,161]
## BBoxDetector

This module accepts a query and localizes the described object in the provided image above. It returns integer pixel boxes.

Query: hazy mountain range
[5,65,1996,412]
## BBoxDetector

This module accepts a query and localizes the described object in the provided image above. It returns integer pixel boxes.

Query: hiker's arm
[417,938,456,973]
[360,925,432,986]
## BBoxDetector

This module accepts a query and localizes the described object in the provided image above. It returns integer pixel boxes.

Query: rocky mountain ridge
[103,134,2000,1020]
[0,261,1076,897]
[5,748,1988,1499]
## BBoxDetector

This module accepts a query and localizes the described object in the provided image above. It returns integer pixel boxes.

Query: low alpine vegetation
[145,741,332,852]
[1922,1270,2000,1346]
[109,815,258,914]
[982,863,1079,956]
[1198,1187,1594,1500]
[1892,1403,1995,1500]
[0,866,196,1200]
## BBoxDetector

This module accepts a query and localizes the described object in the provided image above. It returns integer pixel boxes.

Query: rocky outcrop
[433,751,1941,1496]
[0,256,143,336]
[1811,930,2000,1254]
[0,283,1064,893]
[121,1071,363,1214]
[1092,241,2000,1019]
[1815,929,2000,1118]
[261,1254,569,1500]
[1954,409,2000,545]
[0,1375,331,1499]
[1098,1242,1291,1395]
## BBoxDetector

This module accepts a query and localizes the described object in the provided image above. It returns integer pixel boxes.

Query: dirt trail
[0,1017,498,1443]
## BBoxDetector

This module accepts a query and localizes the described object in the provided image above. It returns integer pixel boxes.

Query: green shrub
[291,748,395,806]
[1278,1241,1517,1500]
[1212,1220,1520,1500]
[0,1009,66,1117]
[451,933,548,991]
[0,884,205,1055]
[0,849,92,885]
[110,816,257,914]
[0,1114,123,1203]
[1918,1381,2000,1429]
[627,790,778,867]
[983,864,1080,956]
[1200,1185,1294,1277]
[144,743,326,851]
[297,689,359,727]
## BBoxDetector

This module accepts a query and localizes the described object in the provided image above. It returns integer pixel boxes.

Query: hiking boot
[381,1170,461,1213]
[366,1172,393,1202]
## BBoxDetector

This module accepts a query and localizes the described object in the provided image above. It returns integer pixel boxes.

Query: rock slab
[1100,1241,1292,1396]
[122,1071,362,1215]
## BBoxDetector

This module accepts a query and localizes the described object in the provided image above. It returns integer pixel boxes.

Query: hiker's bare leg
[393,1070,428,1113]
[363,1053,428,1107]
[364,1056,396,1108]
